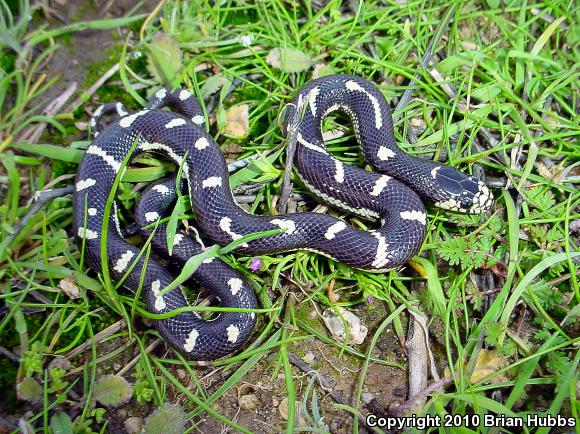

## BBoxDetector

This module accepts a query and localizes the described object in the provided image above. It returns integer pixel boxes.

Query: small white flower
[240,34,254,47]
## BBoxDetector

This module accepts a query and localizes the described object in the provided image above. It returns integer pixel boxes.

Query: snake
[72,74,493,360]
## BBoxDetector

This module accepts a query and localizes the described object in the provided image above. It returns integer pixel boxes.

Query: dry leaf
[470,349,508,384]
[59,276,79,299]
[223,104,249,138]
[266,47,313,73]
[327,279,339,302]
[322,306,368,344]
[278,398,307,426]
[537,162,565,183]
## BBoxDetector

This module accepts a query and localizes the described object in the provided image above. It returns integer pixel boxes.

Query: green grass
[1,0,579,433]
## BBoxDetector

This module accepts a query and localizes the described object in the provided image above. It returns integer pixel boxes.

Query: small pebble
[302,352,315,365]
[18,419,34,434]
[279,398,289,420]
[48,356,71,371]
[124,416,143,434]
[361,392,374,404]
[392,387,406,397]
[279,398,306,425]
[239,394,258,411]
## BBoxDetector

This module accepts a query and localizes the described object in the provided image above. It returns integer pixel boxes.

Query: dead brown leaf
[224,104,249,138]
[59,276,80,299]
[470,349,509,384]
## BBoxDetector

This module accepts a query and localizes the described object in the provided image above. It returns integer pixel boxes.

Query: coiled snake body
[73,75,492,360]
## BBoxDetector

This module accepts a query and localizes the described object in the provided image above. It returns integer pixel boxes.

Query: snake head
[431,166,493,213]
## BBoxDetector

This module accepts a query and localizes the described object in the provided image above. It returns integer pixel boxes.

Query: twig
[206,77,243,114]
[390,376,454,414]
[65,63,120,113]
[64,320,126,360]
[234,195,258,204]
[405,312,429,412]
[17,82,78,143]
[287,352,379,431]
[117,338,162,376]
[455,287,502,303]
[3,187,73,253]
[29,290,54,305]
[278,101,302,214]
[531,8,569,29]
[406,309,442,413]
[97,0,116,18]
[0,346,19,363]
[550,269,580,287]
[227,154,261,173]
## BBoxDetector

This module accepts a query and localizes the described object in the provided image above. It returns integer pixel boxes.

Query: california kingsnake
[73,75,493,360]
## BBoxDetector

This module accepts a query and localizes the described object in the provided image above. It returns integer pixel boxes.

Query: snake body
[73,75,492,360]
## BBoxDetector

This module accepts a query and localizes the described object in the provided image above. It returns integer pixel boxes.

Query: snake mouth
[434,185,493,214]
[469,183,493,213]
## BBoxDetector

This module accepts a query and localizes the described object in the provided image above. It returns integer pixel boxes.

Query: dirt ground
[36,0,141,102]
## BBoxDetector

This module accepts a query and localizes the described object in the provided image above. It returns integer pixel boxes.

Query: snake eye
[460,198,473,209]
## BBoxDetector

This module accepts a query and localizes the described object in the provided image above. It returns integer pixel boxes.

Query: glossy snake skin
[73,75,492,360]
